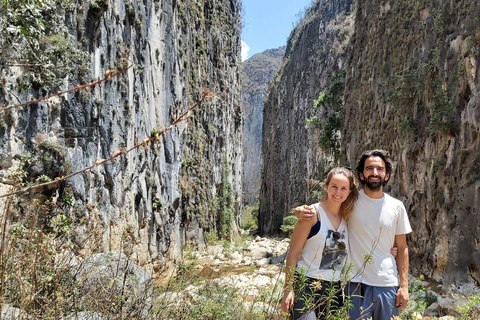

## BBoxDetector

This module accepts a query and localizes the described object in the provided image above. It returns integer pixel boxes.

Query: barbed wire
[0,77,215,198]
[0,66,133,113]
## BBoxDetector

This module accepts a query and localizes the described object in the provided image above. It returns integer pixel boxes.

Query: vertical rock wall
[260,0,354,234]
[0,0,243,271]
[242,47,285,205]
[260,0,480,289]
[342,0,480,289]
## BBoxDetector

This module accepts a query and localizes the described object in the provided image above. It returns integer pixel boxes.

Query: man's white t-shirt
[348,189,412,286]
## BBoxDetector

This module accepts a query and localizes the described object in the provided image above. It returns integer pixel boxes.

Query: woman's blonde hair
[320,166,359,222]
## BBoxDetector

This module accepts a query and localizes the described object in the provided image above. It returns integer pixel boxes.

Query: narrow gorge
[0,0,479,318]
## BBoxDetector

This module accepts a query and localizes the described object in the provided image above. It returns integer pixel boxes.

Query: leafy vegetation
[386,49,459,136]
[242,201,259,231]
[279,215,298,235]
[456,294,480,320]
[306,70,346,160]
[1,0,90,89]
[399,275,437,319]
[216,162,235,239]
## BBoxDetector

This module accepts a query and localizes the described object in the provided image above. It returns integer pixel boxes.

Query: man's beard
[364,176,385,191]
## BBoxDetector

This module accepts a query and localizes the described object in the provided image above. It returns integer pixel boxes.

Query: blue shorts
[346,282,399,320]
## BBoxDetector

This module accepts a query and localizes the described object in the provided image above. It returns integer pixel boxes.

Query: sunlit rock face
[260,0,355,234]
[260,0,480,290]
[242,47,285,205]
[0,0,243,271]
[342,0,480,290]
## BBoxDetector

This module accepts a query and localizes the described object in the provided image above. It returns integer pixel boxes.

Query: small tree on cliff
[215,161,235,240]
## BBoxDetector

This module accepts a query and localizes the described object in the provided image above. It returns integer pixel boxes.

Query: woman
[282,167,358,319]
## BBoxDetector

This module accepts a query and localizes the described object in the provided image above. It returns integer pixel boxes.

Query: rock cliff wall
[342,0,480,289]
[260,0,480,289]
[0,0,243,271]
[260,0,354,233]
[241,47,285,204]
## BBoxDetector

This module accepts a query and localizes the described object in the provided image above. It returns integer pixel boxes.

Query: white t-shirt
[348,189,412,286]
[297,203,349,281]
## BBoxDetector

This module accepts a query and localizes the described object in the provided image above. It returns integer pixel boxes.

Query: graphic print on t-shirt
[319,229,347,270]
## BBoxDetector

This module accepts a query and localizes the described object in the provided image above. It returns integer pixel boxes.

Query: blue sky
[241,0,313,60]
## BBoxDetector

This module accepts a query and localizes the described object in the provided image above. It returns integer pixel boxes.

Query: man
[295,149,411,319]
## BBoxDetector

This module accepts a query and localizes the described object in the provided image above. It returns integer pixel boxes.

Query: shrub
[456,295,480,320]
[242,201,259,231]
[280,215,298,235]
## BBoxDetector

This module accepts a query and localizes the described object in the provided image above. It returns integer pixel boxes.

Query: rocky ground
[186,235,480,320]
[2,235,478,319]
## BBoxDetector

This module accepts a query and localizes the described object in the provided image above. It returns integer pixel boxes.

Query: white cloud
[241,40,250,61]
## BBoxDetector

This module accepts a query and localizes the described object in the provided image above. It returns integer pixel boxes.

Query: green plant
[182,158,195,168]
[1,0,89,88]
[90,0,108,13]
[233,232,252,249]
[36,174,52,182]
[319,113,341,156]
[398,114,418,138]
[427,88,458,134]
[221,240,233,258]
[306,70,346,159]
[152,198,162,211]
[177,261,195,276]
[150,233,283,319]
[7,152,32,185]
[1,217,77,317]
[433,158,445,173]
[280,215,298,235]
[400,275,438,319]
[150,128,159,137]
[184,246,198,261]
[287,266,353,319]
[10,223,27,237]
[242,219,257,231]
[306,115,321,128]
[456,295,480,320]
[241,202,259,231]
[205,230,219,245]
[61,192,74,206]
[49,214,71,236]
[217,162,235,239]
[305,178,324,204]
[243,265,256,275]
[314,70,346,111]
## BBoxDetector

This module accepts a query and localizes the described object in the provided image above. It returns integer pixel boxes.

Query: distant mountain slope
[241,47,285,204]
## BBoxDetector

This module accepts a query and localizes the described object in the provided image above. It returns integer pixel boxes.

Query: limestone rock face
[260,0,355,234]
[0,0,243,270]
[260,0,480,289]
[242,47,285,204]
[342,0,480,290]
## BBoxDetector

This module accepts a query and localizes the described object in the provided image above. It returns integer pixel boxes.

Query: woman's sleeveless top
[296,203,349,281]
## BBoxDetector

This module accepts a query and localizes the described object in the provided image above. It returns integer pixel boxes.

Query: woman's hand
[281,290,295,313]
[294,205,315,221]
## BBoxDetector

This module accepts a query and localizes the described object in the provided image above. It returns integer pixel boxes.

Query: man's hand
[294,205,315,221]
[390,244,398,258]
[396,286,409,310]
